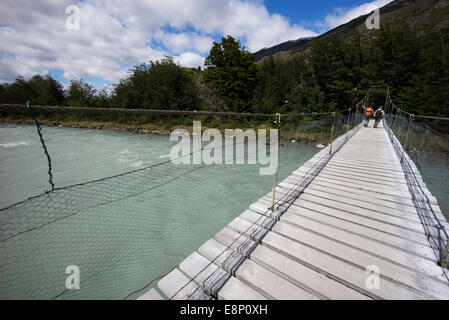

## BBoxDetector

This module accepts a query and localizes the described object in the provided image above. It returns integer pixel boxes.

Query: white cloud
[322,0,394,30]
[176,52,205,69]
[0,0,318,86]
[1,0,393,86]
[153,31,214,54]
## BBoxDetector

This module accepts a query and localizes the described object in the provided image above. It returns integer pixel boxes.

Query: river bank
[0,115,331,145]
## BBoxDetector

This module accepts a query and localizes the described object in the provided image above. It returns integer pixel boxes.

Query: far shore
[0,116,330,146]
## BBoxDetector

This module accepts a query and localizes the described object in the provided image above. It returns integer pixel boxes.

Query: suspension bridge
[140,117,449,300]
[0,98,448,300]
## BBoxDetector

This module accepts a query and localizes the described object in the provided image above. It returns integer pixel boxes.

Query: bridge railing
[384,101,449,269]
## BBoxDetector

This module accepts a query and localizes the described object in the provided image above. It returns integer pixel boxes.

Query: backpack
[375,110,383,120]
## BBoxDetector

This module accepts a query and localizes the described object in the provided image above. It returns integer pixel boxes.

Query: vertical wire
[26,101,55,191]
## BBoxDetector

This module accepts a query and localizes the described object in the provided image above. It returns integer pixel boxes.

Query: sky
[0,0,394,90]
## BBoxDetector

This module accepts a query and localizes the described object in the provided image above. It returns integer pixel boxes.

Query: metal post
[388,97,394,128]
[390,106,398,142]
[271,113,281,211]
[329,112,336,155]
[400,114,414,164]
[354,103,359,127]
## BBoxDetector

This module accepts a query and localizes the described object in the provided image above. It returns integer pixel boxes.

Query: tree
[65,79,96,107]
[28,74,65,105]
[203,35,257,112]
[92,88,111,108]
[111,56,199,110]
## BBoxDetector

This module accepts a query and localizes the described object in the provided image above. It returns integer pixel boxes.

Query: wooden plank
[213,229,371,300]
[277,182,448,229]
[291,172,438,204]
[317,159,416,176]
[256,194,435,250]
[293,170,415,193]
[137,288,164,300]
[262,194,432,244]
[301,166,410,185]
[196,239,319,300]
[243,208,446,281]
[255,198,436,259]
[284,176,443,216]
[228,215,449,299]
[221,222,433,300]
[179,251,267,300]
[157,268,212,300]
[302,183,446,221]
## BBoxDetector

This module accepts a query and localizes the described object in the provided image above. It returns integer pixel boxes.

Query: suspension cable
[26,101,55,191]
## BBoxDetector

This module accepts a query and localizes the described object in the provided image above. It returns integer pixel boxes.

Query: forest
[1,22,448,132]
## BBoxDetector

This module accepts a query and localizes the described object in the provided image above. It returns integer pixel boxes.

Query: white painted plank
[157,268,211,300]
[137,288,164,300]
[179,251,267,300]
[196,239,319,300]
[301,184,447,222]
[228,216,449,300]
[242,208,446,281]
[276,182,447,230]
[213,228,371,300]
[253,198,435,259]
[221,222,433,299]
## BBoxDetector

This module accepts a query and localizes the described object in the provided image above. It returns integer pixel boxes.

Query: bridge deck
[140,120,449,300]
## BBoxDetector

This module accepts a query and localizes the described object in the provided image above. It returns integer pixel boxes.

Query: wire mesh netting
[385,113,449,219]
[384,111,449,266]
[282,111,362,144]
[0,110,358,300]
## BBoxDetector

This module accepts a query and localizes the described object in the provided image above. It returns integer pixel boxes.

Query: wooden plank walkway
[140,120,449,300]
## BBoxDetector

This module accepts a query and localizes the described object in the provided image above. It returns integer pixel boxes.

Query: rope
[328,112,336,155]
[26,101,55,191]
[400,114,414,164]
[0,103,359,119]
[390,103,449,121]
[122,267,177,300]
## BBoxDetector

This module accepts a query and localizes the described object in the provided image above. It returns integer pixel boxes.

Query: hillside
[253,0,449,61]
[252,37,315,61]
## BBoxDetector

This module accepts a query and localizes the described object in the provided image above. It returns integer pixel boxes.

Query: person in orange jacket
[364,106,374,127]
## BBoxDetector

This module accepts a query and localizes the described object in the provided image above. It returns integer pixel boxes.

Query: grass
[0,112,335,144]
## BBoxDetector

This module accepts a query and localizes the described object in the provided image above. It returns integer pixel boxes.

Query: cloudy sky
[0,0,393,89]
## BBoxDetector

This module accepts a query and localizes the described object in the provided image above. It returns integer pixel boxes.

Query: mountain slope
[252,0,449,61]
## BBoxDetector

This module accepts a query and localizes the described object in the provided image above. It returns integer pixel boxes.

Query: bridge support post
[345,108,351,140]
[354,103,359,127]
[271,113,281,211]
[400,114,414,164]
[329,112,336,155]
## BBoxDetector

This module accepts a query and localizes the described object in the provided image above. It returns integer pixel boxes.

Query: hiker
[373,106,385,128]
[364,106,374,127]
